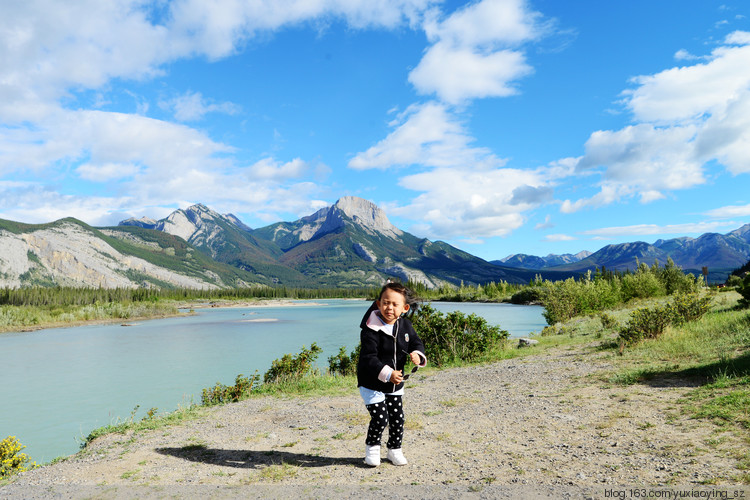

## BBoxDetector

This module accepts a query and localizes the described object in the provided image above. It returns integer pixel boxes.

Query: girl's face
[376,288,410,325]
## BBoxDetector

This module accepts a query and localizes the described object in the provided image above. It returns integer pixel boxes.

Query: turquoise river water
[1,299,546,463]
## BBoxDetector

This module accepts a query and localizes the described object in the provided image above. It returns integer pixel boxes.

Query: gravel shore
[4,340,748,499]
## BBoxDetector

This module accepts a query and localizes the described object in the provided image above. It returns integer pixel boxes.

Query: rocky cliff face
[0,220,224,288]
[122,204,246,251]
[333,196,403,239]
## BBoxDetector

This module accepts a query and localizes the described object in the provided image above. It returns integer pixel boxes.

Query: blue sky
[2,0,750,262]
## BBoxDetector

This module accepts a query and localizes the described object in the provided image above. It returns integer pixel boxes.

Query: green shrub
[666,293,712,325]
[509,286,544,304]
[618,293,713,346]
[620,267,665,302]
[201,372,259,406]
[619,306,671,346]
[738,274,750,309]
[0,436,34,479]
[328,344,359,377]
[600,312,618,330]
[540,273,620,324]
[726,275,743,288]
[263,343,322,384]
[411,304,509,366]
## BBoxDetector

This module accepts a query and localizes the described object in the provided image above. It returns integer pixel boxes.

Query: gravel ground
[3,341,749,499]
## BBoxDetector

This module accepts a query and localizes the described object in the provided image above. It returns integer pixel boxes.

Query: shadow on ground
[155,447,366,469]
[638,351,750,388]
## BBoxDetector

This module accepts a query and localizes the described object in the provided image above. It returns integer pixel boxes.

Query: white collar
[366,310,396,335]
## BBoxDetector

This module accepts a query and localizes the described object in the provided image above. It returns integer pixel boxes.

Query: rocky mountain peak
[331,196,402,239]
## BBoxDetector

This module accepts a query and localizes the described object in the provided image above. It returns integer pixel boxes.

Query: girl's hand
[389,370,404,384]
[410,351,422,365]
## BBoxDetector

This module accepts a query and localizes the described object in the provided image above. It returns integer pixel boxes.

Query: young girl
[356,282,427,466]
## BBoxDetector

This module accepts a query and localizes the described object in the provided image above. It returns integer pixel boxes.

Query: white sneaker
[386,448,408,466]
[364,444,380,467]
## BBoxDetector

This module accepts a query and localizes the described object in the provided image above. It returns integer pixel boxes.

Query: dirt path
[4,341,749,499]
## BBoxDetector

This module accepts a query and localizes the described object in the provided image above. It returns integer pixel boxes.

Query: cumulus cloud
[409,0,543,103]
[0,0,436,225]
[349,101,504,170]
[393,164,555,239]
[563,31,750,212]
[0,0,439,119]
[409,43,532,103]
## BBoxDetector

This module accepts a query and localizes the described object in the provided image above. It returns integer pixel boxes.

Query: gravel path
[4,341,748,499]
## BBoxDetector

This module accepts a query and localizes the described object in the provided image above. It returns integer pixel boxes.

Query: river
[1,299,545,463]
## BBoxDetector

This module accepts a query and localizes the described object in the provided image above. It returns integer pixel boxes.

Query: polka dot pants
[365,394,405,449]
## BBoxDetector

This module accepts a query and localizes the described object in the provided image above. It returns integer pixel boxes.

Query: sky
[2,0,750,262]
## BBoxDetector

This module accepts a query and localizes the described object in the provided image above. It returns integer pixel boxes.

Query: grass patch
[683,374,750,429]
[602,294,750,443]
[248,462,298,483]
[82,404,206,449]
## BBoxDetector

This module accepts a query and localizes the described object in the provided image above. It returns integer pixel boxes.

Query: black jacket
[356,302,426,393]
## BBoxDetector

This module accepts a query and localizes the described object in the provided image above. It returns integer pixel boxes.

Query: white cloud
[0,0,443,227]
[394,164,554,239]
[422,0,541,46]
[409,42,532,103]
[0,181,134,226]
[164,91,240,122]
[168,0,439,59]
[563,31,750,212]
[409,0,543,103]
[674,49,700,61]
[76,162,141,182]
[0,107,331,225]
[704,202,750,218]
[0,0,171,122]
[624,37,750,124]
[580,221,738,238]
[249,157,309,180]
[535,215,554,230]
[349,101,504,170]
[544,234,575,242]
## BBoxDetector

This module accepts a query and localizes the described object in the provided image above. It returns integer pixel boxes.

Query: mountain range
[119,196,559,288]
[498,225,750,283]
[1,196,748,289]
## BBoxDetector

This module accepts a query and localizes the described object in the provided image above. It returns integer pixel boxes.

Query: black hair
[378,281,420,316]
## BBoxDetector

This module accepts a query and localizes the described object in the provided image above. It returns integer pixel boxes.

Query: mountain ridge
[2,197,748,289]
[499,224,750,282]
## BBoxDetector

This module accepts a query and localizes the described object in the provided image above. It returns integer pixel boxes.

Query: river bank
[0,298,334,334]
[4,338,748,499]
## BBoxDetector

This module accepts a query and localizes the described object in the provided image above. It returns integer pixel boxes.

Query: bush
[540,273,620,324]
[619,306,671,346]
[263,343,322,384]
[666,293,712,325]
[328,344,359,377]
[726,275,743,288]
[411,304,509,366]
[618,293,713,346]
[201,372,259,406]
[509,286,544,304]
[621,267,665,302]
[738,274,750,309]
[600,313,618,330]
[0,436,34,479]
